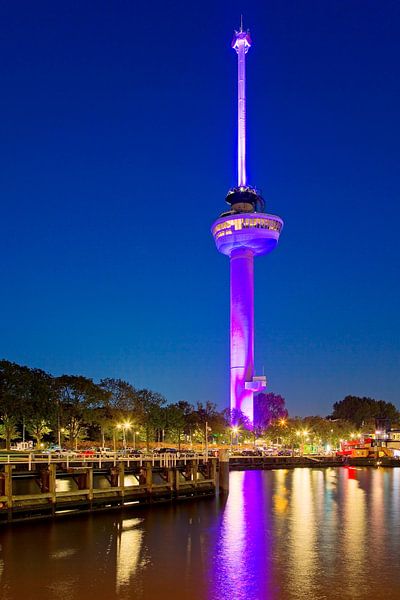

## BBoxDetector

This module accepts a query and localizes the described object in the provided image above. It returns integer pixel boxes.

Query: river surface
[1,467,400,600]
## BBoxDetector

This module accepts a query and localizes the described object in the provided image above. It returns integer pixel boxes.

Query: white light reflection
[288,469,318,598]
[116,517,145,593]
[369,469,385,557]
[273,469,289,515]
[341,468,366,593]
[50,549,76,559]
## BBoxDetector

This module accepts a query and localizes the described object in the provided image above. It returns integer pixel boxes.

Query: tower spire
[232,20,252,188]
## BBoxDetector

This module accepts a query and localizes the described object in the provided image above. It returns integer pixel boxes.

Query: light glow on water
[1,468,400,600]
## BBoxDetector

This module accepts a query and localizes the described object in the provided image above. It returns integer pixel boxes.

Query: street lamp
[120,421,132,450]
[115,423,122,452]
[231,426,239,449]
[58,427,65,448]
[205,422,212,455]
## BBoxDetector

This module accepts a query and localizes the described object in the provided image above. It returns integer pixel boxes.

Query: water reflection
[115,518,145,594]
[211,471,271,600]
[287,469,318,598]
[341,468,367,596]
[1,468,400,600]
[273,468,289,513]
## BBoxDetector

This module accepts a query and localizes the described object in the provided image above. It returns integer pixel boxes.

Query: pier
[0,453,217,524]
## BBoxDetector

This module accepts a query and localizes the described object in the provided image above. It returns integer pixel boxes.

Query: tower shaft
[230,248,254,422]
[237,39,247,187]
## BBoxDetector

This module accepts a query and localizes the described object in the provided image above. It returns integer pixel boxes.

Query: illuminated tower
[211,21,283,424]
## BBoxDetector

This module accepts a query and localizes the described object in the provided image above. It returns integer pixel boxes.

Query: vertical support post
[146,461,153,497]
[168,468,175,496]
[219,450,230,495]
[192,459,198,489]
[49,464,57,509]
[40,468,50,493]
[87,467,93,503]
[119,462,125,499]
[211,457,218,488]
[110,466,119,487]
[5,465,13,520]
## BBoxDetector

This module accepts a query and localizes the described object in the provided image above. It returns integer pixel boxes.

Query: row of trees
[1,360,398,450]
[331,395,399,429]
[0,360,287,450]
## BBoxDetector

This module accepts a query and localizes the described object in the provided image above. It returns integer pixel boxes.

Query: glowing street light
[116,421,132,450]
[231,426,240,448]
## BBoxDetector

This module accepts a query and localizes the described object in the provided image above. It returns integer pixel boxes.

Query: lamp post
[232,426,239,450]
[115,424,122,452]
[133,430,139,450]
[302,430,308,455]
[205,422,212,456]
[58,427,65,448]
[122,421,132,450]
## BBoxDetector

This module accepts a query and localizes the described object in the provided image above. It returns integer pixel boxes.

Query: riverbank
[229,454,400,469]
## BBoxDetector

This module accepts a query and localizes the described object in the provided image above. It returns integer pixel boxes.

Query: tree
[221,408,252,445]
[26,419,52,446]
[0,361,57,447]
[0,415,19,450]
[98,378,138,445]
[54,375,107,448]
[254,393,288,434]
[0,360,29,426]
[99,378,136,413]
[23,367,56,436]
[134,389,166,449]
[331,396,400,429]
[192,402,225,444]
[164,402,194,450]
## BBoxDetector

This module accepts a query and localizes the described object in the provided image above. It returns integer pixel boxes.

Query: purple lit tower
[211,22,283,424]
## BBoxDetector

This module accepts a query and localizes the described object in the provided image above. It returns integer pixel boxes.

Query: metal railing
[0,451,212,470]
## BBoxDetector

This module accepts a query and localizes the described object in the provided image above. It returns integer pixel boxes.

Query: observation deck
[211,212,283,257]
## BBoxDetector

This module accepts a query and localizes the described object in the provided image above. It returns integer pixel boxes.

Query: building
[211,22,283,423]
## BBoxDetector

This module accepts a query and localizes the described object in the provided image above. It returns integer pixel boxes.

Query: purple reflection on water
[210,471,274,600]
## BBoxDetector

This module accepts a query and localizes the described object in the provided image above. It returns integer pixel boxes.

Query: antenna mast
[232,18,252,188]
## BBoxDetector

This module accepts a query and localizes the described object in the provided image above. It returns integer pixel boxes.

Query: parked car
[241,449,262,456]
[153,447,178,454]
[97,447,113,454]
[79,448,96,457]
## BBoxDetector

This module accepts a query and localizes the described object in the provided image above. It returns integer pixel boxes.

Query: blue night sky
[1,1,399,417]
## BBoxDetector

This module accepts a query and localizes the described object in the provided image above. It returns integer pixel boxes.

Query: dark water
[1,467,400,600]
